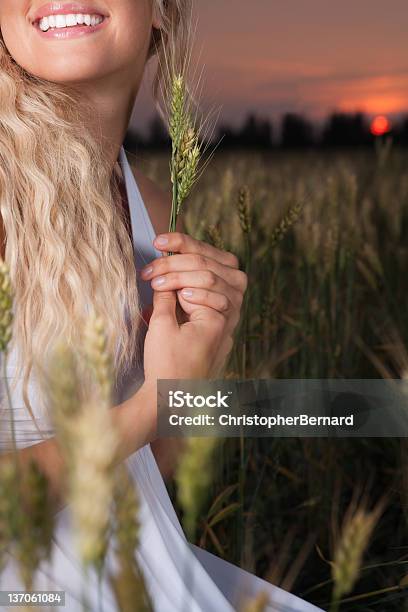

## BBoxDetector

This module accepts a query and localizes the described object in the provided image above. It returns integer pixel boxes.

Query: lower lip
[34,18,108,39]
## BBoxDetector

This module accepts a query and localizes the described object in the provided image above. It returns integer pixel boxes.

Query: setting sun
[370,115,392,137]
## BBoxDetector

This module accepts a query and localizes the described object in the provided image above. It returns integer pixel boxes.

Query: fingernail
[141,266,153,278]
[152,276,166,287]
[181,289,194,298]
[155,235,169,246]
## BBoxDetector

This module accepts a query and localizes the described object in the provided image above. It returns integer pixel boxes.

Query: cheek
[1,21,78,82]
[111,2,154,68]
[0,1,154,85]
[1,31,144,86]
[1,20,35,73]
[0,2,30,61]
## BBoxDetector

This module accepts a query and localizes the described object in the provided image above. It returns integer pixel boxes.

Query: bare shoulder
[131,164,172,237]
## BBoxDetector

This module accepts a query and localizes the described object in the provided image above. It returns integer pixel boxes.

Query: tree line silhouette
[125,112,408,151]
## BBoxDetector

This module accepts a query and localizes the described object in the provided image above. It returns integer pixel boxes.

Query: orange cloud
[338,96,407,115]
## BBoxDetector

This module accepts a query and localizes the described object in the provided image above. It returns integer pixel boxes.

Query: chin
[32,54,116,85]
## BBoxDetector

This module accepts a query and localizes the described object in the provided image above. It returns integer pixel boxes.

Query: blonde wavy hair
[0,0,193,429]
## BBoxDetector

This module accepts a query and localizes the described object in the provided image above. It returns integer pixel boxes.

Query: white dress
[0,147,322,612]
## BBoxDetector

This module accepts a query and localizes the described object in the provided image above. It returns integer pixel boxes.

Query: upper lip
[30,2,108,23]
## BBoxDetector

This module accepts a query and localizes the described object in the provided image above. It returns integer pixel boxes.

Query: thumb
[150,290,178,325]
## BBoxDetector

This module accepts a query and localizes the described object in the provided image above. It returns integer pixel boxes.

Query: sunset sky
[132,0,408,133]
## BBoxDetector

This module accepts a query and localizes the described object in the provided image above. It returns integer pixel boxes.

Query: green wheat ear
[167,73,204,234]
[0,260,13,352]
[175,437,219,541]
[0,258,17,455]
[110,466,153,612]
[169,75,186,147]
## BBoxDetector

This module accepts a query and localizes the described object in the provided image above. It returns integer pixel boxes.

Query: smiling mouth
[35,13,105,32]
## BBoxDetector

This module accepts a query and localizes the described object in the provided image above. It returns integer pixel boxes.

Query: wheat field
[136,142,408,611]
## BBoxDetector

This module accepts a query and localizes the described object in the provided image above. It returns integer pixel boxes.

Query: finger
[150,290,177,326]
[179,301,231,357]
[149,270,242,308]
[177,288,231,315]
[153,233,239,269]
[177,289,240,335]
[188,304,227,336]
[141,253,247,293]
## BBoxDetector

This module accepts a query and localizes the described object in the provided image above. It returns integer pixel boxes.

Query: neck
[76,72,139,169]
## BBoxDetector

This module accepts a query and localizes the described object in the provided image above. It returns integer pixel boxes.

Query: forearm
[111,379,157,462]
[0,380,157,513]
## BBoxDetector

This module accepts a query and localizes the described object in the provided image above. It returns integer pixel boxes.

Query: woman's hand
[142,232,248,382]
[141,232,247,336]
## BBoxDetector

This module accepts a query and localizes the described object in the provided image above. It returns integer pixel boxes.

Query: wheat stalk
[0,259,54,589]
[237,186,252,234]
[0,453,54,590]
[330,498,385,610]
[15,460,54,590]
[154,14,220,246]
[44,341,81,462]
[0,259,16,455]
[168,73,203,234]
[269,201,304,249]
[70,399,118,569]
[0,260,13,352]
[175,437,219,540]
[240,592,269,612]
[109,465,153,612]
[45,313,119,571]
[82,307,114,407]
[204,224,225,250]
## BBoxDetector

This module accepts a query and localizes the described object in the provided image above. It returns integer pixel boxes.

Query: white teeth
[37,13,104,31]
[39,17,49,31]
[66,14,77,26]
[55,14,66,28]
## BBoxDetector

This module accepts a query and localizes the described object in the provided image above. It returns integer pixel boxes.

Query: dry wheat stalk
[44,341,81,462]
[238,186,252,234]
[330,498,385,609]
[240,591,269,612]
[70,398,118,568]
[205,224,225,250]
[270,201,304,249]
[46,314,119,570]
[82,307,114,407]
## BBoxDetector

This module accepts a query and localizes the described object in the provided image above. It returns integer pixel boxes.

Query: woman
[0,1,321,610]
